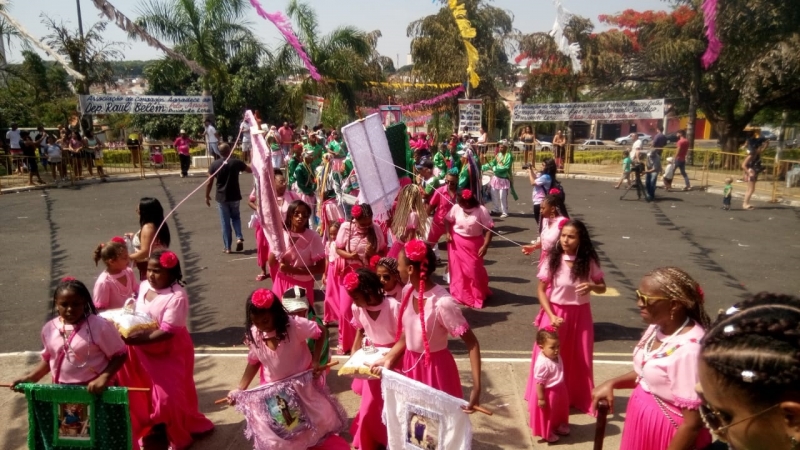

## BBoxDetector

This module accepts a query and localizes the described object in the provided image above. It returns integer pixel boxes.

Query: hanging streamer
[361,86,465,115]
[447,0,480,88]
[550,0,582,74]
[90,0,206,75]
[248,0,322,81]
[0,4,85,80]
[700,0,721,68]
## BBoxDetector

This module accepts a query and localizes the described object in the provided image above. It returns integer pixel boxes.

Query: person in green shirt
[457,150,470,189]
[415,159,441,197]
[432,143,449,179]
[306,134,324,169]
[615,151,633,189]
[481,142,517,217]
[722,177,732,210]
[281,288,330,367]
[294,148,317,197]
[286,144,303,187]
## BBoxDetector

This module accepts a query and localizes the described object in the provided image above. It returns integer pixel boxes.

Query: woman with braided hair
[388,184,428,259]
[371,240,483,412]
[697,293,800,450]
[592,267,712,450]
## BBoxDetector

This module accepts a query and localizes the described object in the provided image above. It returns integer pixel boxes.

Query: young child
[373,240,483,412]
[614,151,632,189]
[525,219,606,415]
[722,177,733,210]
[662,156,676,191]
[530,326,570,443]
[92,237,139,311]
[45,136,67,182]
[375,256,404,299]
[11,278,127,392]
[322,220,343,325]
[344,269,402,450]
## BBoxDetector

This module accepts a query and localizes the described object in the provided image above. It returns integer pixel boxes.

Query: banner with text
[458,99,482,135]
[512,99,665,122]
[302,95,325,128]
[78,95,214,115]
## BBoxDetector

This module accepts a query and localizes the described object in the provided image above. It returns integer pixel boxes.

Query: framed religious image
[54,402,93,445]
[403,404,444,450]
[265,388,310,439]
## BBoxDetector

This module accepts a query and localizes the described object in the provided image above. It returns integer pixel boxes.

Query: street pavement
[1,171,799,448]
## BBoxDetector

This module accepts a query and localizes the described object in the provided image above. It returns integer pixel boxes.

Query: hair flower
[61,276,76,282]
[549,188,561,195]
[369,255,381,270]
[405,239,428,262]
[343,272,360,291]
[696,285,705,303]
[251,289,275,309]
[351,204,363,219]
[543,325,557,333]
[111,236,126,245]
[461,189,473,200]
[159,251,179,269]
[336,217,345,224]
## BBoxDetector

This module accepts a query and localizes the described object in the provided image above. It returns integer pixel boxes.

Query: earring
[670,311,675,321]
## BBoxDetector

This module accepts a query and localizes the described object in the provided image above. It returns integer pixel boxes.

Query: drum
[482,172,493,187]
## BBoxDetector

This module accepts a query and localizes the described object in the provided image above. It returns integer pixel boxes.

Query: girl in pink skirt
[530,326,570,443]
[322,220,343,324]
[92,237,139,311]
[248,172,300,281]
[345,269,402,450]
[525,219,605,415]
[269,200,326,304]
[375,256,404,299]
[373,240,483,411]
[445,189,493,309]
[334,203,387,354]
[522,195,569,267]
[426,169,458,262]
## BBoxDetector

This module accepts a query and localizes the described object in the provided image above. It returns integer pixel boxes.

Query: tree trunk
[686,61,701,165]
[776,109,788,162]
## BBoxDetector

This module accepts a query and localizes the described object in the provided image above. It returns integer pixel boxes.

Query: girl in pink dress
[375,256,404,299]
[344,269,402,450]
[525,219,606,415]
[521,195,569,266]
[373,240,483,411]
[322,220,343,324]
[249,172,300,281]
[227,289,348,450]
[119,250,214,449]
[11,278,127,393]
[92,237,139,311]
[530,326,570,443]
[334,203,387,353]
[426,170,458,262]
[269,200,326,304]
[388,184,427,259]
[445,189,493,309]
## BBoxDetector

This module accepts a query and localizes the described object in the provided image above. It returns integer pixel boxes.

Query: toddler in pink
[92,237,139,311]
[530,326,570,443]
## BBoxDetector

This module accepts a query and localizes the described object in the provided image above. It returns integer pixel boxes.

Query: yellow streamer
[447,0,480,88]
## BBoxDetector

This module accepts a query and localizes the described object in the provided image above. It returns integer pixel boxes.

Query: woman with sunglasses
[592,267,712,449]
[269,200,325,304]
[697,293,800,450]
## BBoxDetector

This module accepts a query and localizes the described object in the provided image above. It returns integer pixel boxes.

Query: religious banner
[302,95,325,128]
[458,99,483,135]
[19,383,132,450]
[248,110,287,258]
[78,95,214,115]
[512,99,665,122]
[379,105,403,128]
[381,370,473,450]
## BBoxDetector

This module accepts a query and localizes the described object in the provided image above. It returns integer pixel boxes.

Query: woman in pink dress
[592,267,712,449]
[227,289,348,450]
[426,169,458,262]
[334,203,387,353]
[92,237,139,311]
[521,195,570,266]
[373,240,483,411]
[525,219,605,415]
[248,172,300,281]
[445,188,493,309]
[345,269,402,449]
[120,249,214,450]
[128,197,171,280]
[269,200,326,304]
[322,220,343,324]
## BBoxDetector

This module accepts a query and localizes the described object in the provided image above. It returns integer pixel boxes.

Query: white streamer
[549,0,582,74]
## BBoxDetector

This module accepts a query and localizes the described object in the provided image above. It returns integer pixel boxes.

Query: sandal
[256,273,268,281]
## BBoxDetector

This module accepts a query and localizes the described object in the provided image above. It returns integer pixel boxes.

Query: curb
[0,169,208,195]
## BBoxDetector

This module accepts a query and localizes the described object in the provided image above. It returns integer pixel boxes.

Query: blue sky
[7,0,670,65]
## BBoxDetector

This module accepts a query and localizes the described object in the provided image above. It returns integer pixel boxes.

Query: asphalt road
[1,174,799,357]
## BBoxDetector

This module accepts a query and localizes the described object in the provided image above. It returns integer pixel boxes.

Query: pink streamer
[363,85,465,115]
[249,0,321,81]
[700,0,722,69]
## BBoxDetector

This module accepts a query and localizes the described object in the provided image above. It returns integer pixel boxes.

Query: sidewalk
[0,351,632,449]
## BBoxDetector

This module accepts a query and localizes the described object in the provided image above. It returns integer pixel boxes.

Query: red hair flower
[159,251,179,269]
[549,188,560,195]
[461,189,473,200]
[111,236,126,245]
[61,276,76,282]
[351,204,363,219]
[369,255,381,270]
[543,325,557,333]
[696,285,705,303]
[343,272,360,291]
[405,239,428,262]
[251,289,275,309]
[337,218,345,224]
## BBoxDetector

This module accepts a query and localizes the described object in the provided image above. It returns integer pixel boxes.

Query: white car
[578,139,608,150]
[615,133,652,145]
[513,140,552,152]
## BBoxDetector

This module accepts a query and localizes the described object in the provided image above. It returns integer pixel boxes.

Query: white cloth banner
[341,114,400,221]
[302,95,324,128]
[513,99,665,122]
[458,100,482,135]
[380,105,402,128]
[78,95,214,115]
[381,370,472,450]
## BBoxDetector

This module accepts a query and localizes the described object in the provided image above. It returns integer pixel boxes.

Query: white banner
[513,99,665,122]
[78,95,214,115]
[302,95,325,128]
[458,99,482,135]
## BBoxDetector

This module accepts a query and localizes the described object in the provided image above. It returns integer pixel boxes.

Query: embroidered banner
[381,370,472,450]
[458,99,482,135]
[302,95,325,129]
[78,95,214,115]
[19,383,131,450]
[512,99,665,122]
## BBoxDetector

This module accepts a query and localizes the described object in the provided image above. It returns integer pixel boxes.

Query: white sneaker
[500,213,508,218]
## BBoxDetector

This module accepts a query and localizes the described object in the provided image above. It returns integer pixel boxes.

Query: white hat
[281,287,309,313]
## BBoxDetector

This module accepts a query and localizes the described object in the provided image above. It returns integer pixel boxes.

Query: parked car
[614,133,652,145]
[761,130,778,141]
[513,140,552,152]
[578,139,608,150]
[665,133,679,143]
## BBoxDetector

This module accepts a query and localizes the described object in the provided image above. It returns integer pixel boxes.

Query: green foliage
[0,51,75,126]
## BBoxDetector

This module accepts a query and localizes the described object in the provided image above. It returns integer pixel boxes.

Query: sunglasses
[699,403,778,441]
[378,274,393,281]
[635,289,670,306]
